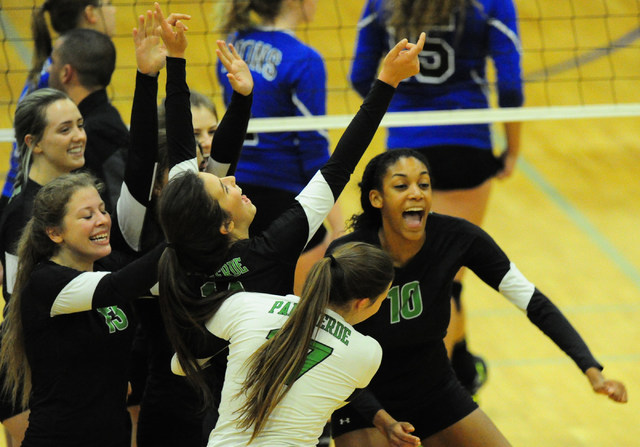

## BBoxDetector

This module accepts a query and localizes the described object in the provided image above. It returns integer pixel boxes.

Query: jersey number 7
[266,328,334,385]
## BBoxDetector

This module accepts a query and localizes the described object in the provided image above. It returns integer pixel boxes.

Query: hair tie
[42,0,51,11]
[167,242,176,249]
[327,253,337,265]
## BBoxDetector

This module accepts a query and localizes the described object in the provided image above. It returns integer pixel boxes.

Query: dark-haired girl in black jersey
[327,149,628,447]
[157,33,427,446]
[125,5,255,447]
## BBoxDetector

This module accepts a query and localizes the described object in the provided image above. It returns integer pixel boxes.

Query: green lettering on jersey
[266,328,333,384]
[268,301,284,314]
[215,257,248,278]
[96,306,129,334]
[267,300,297,316]
[317,315,350,346]
[387,281,423,324]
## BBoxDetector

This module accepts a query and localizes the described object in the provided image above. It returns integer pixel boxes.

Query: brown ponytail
[236,241,394,441]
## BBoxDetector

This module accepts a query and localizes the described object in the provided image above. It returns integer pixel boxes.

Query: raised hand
[378,32,426,88]
[216,40,253,96]
[132,9,166,76]
[153,2,190,59]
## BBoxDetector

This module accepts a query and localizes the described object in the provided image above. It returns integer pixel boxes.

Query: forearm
[165,57,198,175]
[504,121,521,156]
[207,91,253,176]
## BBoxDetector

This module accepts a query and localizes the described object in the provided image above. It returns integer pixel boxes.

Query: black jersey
[133,57,254,447]
[20,244,163,447]
[329,213,602,411]
[167,80,397,298]
[0,179,41,304]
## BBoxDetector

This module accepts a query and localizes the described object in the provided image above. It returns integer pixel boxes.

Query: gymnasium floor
[0,1,638,446]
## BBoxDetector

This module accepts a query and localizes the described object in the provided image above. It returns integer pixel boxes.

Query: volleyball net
[0,0,639,143]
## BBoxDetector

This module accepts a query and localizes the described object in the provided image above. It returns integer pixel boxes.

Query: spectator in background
[48,28,128,214]
[0,0,117,217]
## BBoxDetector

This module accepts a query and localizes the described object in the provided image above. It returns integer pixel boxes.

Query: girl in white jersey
[170,241,395,446]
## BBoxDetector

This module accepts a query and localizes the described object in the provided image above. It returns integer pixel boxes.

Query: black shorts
[331,376,478,440]
[412,146,504,191]
[241,184,327,251]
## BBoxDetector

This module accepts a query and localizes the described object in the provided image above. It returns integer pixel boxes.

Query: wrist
[372,409,396,432]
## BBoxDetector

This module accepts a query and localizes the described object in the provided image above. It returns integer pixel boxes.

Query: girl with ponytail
[169,242,394,446]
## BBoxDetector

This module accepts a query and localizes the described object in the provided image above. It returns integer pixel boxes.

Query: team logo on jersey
[96,306,129,333]
[214,257,249,278]
[233,39,283,82]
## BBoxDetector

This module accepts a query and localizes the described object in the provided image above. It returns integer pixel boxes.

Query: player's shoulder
[327,228,379,254]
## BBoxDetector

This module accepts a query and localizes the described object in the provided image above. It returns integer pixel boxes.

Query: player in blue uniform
[328,149,627,447]
[216,0,344,295]
[350,0,525,394]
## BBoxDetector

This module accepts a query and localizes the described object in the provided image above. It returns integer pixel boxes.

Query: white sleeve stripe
[206,160,231,177]
[148,163,159,201]
[50,272,110,317]
[357,12,377,30]
[488,18,523,53]
[498,262,535,311]
[117,182,147,252]
[5,252,17,294]
[295,171,334,245]
[169,158,199,180]
[292,93,330,141]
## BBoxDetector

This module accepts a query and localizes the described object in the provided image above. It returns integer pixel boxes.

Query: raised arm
[151,2,198,179]
[293,34,426,248]
[206,40,253,177]
[114,9,167,252]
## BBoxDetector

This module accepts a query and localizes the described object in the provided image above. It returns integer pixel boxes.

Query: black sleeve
[320,80,395,199]
[527,291,603,373]
[462,223,604,374]
[209,90,253,175]
[165,57,196,170]
[92,243,165,309]
[347,387,384,423]
[126,70,159,205]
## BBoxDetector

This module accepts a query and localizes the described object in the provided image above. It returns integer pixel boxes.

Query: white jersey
[205,292,382,446]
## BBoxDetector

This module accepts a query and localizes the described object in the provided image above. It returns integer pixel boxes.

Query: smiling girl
[328,149,627,447]
[0,172,165,447]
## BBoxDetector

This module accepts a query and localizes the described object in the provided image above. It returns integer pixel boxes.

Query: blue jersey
[216,28,330,194]
[351,0,523,150]
[2,58,52,199]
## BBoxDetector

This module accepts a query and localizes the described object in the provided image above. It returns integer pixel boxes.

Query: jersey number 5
[416,36,455,84]
[266,328,333,384]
